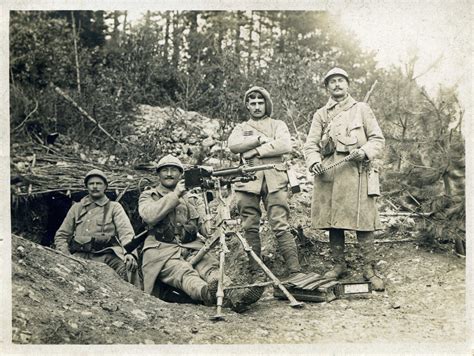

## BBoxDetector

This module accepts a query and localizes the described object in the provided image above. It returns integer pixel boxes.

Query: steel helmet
[244,86,273,116]
[84,169,108,186]
[156,154,184,173]
[323,67,349,86]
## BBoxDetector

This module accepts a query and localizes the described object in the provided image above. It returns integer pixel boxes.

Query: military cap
[156,154,184,173]
[84,169,108,186]
[323,67,350,86]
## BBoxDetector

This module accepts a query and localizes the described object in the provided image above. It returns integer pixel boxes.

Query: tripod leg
[189,233,220,267]
[210,233,227,321]
[235,232,304,308]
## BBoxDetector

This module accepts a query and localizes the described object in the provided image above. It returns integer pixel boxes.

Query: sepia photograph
[1,0,472,354]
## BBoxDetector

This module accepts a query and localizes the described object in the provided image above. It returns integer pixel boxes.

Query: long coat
[138,184,206,294]
[54,195,135,258]
[227,116,290,194]
[304,95,385,231]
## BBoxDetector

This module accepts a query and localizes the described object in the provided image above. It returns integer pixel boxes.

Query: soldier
[228,86,301,281]
[55,169,139,283]
[304,67,385,291]
[138,154,263,312]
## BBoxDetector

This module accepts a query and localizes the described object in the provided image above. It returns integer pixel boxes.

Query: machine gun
[183,163,304,321]
[184,163,275,190]
[123,163,274,255]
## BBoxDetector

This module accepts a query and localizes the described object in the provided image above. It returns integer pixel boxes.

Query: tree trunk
[70,12,81,94]
[123,10,127,32]
[163,11,171,63]
[172,11,182,70]
[112,11,121,46]
[235,11,242,67]
[187,12,199,68]
[247,11,253,75]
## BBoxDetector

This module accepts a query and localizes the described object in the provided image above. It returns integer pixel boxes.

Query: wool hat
[244,86,273,116]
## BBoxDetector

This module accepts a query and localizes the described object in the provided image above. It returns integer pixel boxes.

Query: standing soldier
[138,154,263,312]
[55,169,139,284]
[228,86,301,281]
[304,67,385,291]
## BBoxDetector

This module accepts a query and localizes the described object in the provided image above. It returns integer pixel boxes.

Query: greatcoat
[138,184,209,295]
[304,95,385,231]
[55,195,135,258]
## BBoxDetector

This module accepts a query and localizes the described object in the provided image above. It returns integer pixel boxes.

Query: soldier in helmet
[303,67,385,291]
[227,86,302,282]
[54,169,139,283]
[138,154,263,311]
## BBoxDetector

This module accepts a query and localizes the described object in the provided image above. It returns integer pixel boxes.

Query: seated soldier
[138,154,263,312]
[55,169,139,285]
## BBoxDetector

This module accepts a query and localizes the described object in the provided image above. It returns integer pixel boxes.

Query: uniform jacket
[54,195,135,259]
[303,95,385,231]
[228,116,290,194]
[138,183,207,294]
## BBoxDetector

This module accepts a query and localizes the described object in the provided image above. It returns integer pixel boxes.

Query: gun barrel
[212,167,243,177]
[212,163,275,177]
[241,163,275,173]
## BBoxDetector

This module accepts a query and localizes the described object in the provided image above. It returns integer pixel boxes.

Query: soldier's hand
[258,135,271,145]
[242,148,258,159]
[350,149,367,162]
[175,180,187,197]
[311,162,324,175]
[125,254,137,272]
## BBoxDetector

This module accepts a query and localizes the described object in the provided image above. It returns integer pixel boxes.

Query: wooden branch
[53,85,124,146]
[412,54,443,81]
[13,99,39,132]
[380,212,432,217]
[363,80,378,103]
[115,184,130,202]
[375,238,417,244]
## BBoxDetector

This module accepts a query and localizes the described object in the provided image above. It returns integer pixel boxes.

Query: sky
[333,0,472,122]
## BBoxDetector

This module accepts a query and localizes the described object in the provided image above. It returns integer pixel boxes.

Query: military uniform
[228,87,301,276]
[55,195,136,281]
[303,68,385,290]
[138,183,220,302]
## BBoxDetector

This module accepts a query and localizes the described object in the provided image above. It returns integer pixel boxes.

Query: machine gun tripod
[185,164,304,321]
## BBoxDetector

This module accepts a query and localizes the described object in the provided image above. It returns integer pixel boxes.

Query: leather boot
[245,230,265,283]
[225,286,265,313]
[323,229,346,280]
[278,231,301,274]
[200,278,218,306]
[363,264,385,291]
[323,262,347,280]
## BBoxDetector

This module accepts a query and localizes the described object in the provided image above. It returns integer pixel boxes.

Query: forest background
[8,9,467,254]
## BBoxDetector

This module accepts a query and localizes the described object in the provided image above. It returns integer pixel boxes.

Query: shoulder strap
[101,201,111,234]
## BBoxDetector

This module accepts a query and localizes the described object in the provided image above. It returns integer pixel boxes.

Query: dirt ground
[11,229,467,348]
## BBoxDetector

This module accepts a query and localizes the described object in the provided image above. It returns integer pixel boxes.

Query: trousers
[74,251,128,280]
[235,180,301,273]
[155,251,222,301]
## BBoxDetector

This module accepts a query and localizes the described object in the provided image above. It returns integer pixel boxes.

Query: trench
[11,190,146,247]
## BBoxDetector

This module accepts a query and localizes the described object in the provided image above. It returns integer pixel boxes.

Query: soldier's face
[86,176,107,200]
[246,95,266,119]
[327,75,349,100]
[158,166,182,189]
